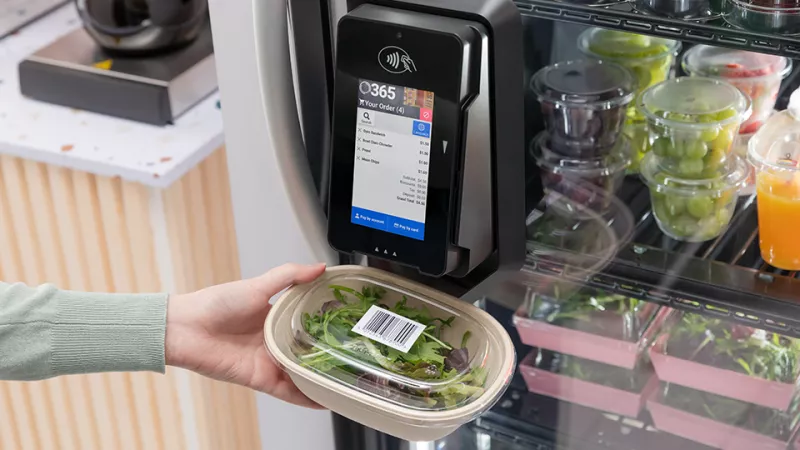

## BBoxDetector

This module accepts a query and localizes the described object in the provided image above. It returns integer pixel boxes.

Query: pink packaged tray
[649,310,799,411]
[519,351,658,418]
[513,291,664,369]
[647,386,798,450]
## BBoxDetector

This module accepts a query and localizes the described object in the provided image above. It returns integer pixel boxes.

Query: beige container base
[264,266,516,443]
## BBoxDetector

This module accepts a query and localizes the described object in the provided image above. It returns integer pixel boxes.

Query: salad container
[519,349,659,418]
[513,273,662,369]
[578,29,681,121]
[649,310,800,411]
[531,132,631,211]
[682,45,791,136]
[638,77,752,177]
[531,59,636,157]
[726,0,800,35]
[748,96,800,270]
[640,152,748,242]
[648,382,800,450]
[263,265,515,441]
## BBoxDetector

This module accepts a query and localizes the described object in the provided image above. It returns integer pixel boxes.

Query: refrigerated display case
[208,0,800,449]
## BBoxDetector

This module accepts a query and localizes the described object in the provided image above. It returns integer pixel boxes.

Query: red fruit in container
[682,46,791,137]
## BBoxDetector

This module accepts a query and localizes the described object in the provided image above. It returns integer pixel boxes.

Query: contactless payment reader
[327,1,525,278]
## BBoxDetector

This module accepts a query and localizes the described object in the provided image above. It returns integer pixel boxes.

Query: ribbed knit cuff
[51,290,168,377]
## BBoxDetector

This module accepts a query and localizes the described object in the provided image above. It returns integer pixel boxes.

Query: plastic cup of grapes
[640,152,749,242]
[531,132,631,215]
[638,77,751,179]
[682,45,791,136]
[531,59,636,158]
[578,29,681,121]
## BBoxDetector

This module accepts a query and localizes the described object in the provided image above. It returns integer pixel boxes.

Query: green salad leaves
[297,284,487,409]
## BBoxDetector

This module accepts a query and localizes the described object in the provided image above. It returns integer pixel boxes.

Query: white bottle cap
[788,88,800,120]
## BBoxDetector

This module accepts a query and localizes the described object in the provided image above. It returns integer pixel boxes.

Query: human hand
[165,263,326,408]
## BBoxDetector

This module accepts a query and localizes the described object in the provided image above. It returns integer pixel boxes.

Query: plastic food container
[748,95,800,270]
[682,46,791,136]
[263,265,516,441]
[519,349,659,417]
[640,152,748,242]
[513,273,662,369]
[578,29,681,121]
[531,59,636,157]
[649,310,800,411]
[648,382,800,450]
[638,77,751,178]
[634,0,712,18]
[531,132,631,209]
[525,187,635,280]
[734,129,758,196]
[726,0,800,35]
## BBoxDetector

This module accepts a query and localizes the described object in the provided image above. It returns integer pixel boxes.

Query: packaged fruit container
[623,119,650,174]
[519,349,659,418]
[648,382,800,450]
[726,0,800,35]
[513,273,662,369]
[531,132,631,210]
[649,310,800,411]
[638,77,751,178]
[578,29,681,121]
[263,265,515,441]
[640,152,749,242]
[531,59,635,157]
[748,96,800,270]
[682,45,791,136]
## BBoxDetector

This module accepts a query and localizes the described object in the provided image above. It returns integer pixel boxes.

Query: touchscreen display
[350,79,434,241]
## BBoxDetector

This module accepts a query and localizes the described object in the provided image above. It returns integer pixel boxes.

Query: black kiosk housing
[327,0,525,292]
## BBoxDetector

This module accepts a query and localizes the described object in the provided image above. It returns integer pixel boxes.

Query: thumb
[255,263,326,298]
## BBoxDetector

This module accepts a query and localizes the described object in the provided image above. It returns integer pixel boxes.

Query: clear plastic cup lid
[578,28,681,62]
[531,59,636,108]
[748,128,800,172]
[282,271,502,411]
[531,132,631,176]
[638,77,751,128]
[640,152,749,196]
[682,45,792,81]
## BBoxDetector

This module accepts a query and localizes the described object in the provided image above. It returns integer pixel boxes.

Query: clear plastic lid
[638,77,751,129]
[682,45,792,81]
[517,273,661,343]
[748,103,800,174]
[272,268,512,412]
[531,132,632,177]
[640,152,749,197]
[531,59,636,108]
[578,28,681,62]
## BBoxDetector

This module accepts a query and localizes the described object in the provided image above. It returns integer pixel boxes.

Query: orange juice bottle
[748,89,800,270]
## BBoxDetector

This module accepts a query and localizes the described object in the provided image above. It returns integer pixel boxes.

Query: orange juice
[756,172,800,270]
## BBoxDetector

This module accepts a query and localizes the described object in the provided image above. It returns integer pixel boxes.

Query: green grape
[697,216,724,240]
[666,112,691,123]
[715,108,738,121]
[652,136,670,157]
[667,140,685,159]
[700,126,720,142]
[710,129,734,153]
[672,216,700,237]
[665,195,685,217]
[678,159,704,177]
[686,196,715,219]
[684,141,708,160]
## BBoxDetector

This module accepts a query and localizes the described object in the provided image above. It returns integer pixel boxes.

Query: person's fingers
[255,263,326,298]
[267,377,326,409]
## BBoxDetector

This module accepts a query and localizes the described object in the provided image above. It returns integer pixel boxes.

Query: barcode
[352,305,425,353]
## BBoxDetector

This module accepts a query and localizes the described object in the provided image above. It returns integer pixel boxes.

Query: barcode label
[352,305,425,353]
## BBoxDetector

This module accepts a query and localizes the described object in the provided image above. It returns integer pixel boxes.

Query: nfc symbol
[378,46,416,74]
[386,52,401,70]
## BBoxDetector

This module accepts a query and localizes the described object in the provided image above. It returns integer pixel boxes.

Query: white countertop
[0,5,224,188]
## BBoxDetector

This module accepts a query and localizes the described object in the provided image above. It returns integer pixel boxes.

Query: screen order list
[351,104,432,241]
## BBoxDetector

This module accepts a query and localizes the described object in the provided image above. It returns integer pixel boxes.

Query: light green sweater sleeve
[0,282,168,381]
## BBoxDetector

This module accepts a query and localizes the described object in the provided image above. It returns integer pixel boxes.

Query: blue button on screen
[412,120,431,138]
